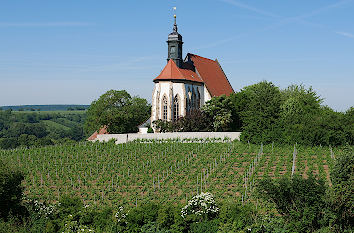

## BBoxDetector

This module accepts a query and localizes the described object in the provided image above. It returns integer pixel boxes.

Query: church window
[173,95,180,121]
[192,91,196,109]
[197,89,201,109]
[162,96,168,121]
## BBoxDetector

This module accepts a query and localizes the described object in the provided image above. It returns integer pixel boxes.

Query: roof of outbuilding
[87,126,108,141]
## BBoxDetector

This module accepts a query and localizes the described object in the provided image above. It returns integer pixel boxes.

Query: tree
[173,110,212,132]
[236,81,282,144]
[343,107,354,145]
[84,90,150,135]
[278,84,324,145]
[201,95,234,132]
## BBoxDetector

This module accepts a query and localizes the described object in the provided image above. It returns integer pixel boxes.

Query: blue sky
[0,0,353,111]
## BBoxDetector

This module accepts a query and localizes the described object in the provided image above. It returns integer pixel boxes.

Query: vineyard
[1,140,337,207]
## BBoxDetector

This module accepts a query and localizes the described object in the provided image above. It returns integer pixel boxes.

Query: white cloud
[336,31,354,39]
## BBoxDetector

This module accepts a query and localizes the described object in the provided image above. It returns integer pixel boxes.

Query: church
[151,15,234,124]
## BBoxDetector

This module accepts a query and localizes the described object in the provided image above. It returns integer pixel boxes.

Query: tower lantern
[167,14,183,68]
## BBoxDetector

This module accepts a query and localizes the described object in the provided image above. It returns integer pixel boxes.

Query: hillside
[0,110,86,149]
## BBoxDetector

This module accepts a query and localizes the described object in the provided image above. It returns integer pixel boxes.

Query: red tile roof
[153,59,203,83]
[153,54,234,97]
[87,126,108,141]
[188,53,234,96]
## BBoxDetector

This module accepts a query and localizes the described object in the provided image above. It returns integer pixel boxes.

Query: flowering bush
[181,192,219,220]
[25,198,58,219]
[114,206,128,225]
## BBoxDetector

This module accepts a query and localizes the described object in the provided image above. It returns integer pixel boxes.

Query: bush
[328,146,354,231]
[190,219,219,233]
[125,202,160,231]
[218,202,256,232]
[181,192,219,222]
[257,175,328,232]
[173,110,212,132]
[0,159,25,220]
[56,195,83,220]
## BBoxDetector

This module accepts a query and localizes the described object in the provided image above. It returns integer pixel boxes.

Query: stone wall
[95,132,241,144]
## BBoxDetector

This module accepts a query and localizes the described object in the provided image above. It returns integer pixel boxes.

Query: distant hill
[0,105,90,111]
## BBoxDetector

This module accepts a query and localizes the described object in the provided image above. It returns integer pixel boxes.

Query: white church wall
[204,85,212,103]
[151,81,187,123]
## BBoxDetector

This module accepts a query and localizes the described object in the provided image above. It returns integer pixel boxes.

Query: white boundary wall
[95,132,241,144]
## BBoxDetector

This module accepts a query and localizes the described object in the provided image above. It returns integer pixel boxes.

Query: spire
[167,6,183,68]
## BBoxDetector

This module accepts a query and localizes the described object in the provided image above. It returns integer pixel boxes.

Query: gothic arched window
[162,96,168,121]
[192,91,196,109]
[187,88,192,113]
[173,95,180,121]
[197,89,201,109]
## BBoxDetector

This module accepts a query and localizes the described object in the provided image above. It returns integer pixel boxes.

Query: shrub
[57,195,83,220]
[125,202,159,231]
[181,192,219,222]
[218,202,256,232]
[190,219,219,233]
[328,146,354,231]
[257,175,327,232]
[0,159,25,220]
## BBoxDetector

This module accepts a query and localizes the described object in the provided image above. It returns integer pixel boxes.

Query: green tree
[278,84,324,145]
[201,95,233,131]
[84,90,150,135]
[237,81,282,144]
[173,110,212,132]
[343,107,354,145]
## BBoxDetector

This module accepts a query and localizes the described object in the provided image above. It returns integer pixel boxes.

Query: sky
[0,0,353,112]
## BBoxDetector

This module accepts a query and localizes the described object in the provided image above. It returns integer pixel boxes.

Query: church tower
[151,11,234,131]
[167,15,183,68]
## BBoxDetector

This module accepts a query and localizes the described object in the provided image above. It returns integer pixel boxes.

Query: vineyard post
[200,171,203,193]
[291,144,297,177]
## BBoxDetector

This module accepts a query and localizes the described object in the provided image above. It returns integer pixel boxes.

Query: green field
[1,140,337,207]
